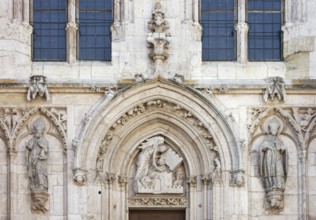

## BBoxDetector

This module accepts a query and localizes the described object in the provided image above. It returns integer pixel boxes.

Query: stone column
[298,150,307,220]
[13,0,23,21]
[23,0,30,23]
[188,176,197,220]
[202,175,211,220]
[123,0,129,22]
[7,150,17,220]
[114,0,121,25]
[106,173,116,220]
[183,0,192,22]
[66,0,78,63]
[212,182,222,219]
[192,0,198,24]
[118,176,127,220]
[235,0,249,64]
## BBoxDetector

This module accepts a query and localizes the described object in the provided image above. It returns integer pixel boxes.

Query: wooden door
[129,210,185,220]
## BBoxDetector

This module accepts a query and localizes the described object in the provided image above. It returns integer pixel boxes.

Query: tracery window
[248,0,282,61]
[78,0,112,61]
[201,0,236,61]
[201,0,283,62]
[31,0,112,62]
[32,0,67,61]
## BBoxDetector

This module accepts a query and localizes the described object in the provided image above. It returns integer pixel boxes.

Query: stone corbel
[27,75,50,101]
[31,191,49,214]
[73,168,88,185]
[263,77,286,103]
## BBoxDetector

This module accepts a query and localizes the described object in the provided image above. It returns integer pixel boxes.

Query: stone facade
[0,0,316,220]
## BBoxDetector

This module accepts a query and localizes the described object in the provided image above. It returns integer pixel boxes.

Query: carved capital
[73,168,88,185]
[187,176,197,187]
[230,169,245,187]
[234,22,249,32]
[106,172,116,185]
[66,21,78,31]
[118,176,128,187]
[201,174,211,185]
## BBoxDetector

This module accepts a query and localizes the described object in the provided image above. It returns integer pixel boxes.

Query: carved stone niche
[256,116,289,214]
[26,117,50,214]
[133,136,185,194]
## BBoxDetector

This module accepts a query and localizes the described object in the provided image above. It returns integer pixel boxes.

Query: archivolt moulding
[73,77,242,184]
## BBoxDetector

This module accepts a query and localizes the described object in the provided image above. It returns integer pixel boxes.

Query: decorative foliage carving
[196,85,229,95]
[27,75,50,101]
[26,117,49,213]
[147,2,171,78]
[263,77,286,103]
[134,136,184,194]
[96,99,220,173]
[128,197,187,207]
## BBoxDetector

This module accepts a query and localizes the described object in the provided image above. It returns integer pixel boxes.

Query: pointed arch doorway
[129,210,185,220]
[73,77,243,220]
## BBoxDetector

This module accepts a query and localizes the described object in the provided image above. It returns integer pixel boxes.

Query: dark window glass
[78,0,112,61]
[248,0,282,61]
[201,0,236,61]
[32,0,67,61]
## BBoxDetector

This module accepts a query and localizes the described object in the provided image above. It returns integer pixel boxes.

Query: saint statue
[258,117,288,213]
[26,118,49,192]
